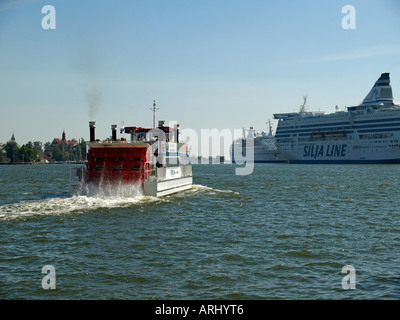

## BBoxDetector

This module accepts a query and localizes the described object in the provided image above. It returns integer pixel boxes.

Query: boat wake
[0,183,150,221]
[189,184,240,196]
[78,181,144,198]
[0,183,238,221]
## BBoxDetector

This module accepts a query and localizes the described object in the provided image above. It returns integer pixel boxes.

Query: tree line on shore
[0,139,87,164]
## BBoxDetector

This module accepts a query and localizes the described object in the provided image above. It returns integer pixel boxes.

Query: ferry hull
[278,138,400,164]
[274,73,400,165]
[69,177,193,197]
[288,159,400,164]
[230,125,286,164]
[143,176,193,197]
[230,140,286,163]
[69,181,84,194]
[254,151,285,163]
[231,151,286,163]
[69,167,84,194]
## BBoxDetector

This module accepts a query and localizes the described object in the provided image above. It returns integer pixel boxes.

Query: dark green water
[1,163,400,299]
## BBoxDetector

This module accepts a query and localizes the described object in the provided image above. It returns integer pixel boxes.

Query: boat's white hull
[69,181,84,194]
[143,176,193,197]
[274,73,400,164]
[69,177,193,197]
[277,138,400,164]
[230,144,286,163]
[69,166,193,197]
[237,150,285,163]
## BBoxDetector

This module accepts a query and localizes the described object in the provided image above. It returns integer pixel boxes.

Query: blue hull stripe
[288,159,400,164]
[232,160,286,163]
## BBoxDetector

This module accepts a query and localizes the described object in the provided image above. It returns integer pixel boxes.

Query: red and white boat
[69,119,193,197]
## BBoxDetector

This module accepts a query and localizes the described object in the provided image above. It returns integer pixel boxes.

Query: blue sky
[1,0,400,149]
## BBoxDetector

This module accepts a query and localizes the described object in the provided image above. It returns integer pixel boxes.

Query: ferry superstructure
[273,73,400,163]
[230,121,285,163]
[69,112,193,197]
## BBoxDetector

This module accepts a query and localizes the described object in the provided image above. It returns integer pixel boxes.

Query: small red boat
[70,119,193,197]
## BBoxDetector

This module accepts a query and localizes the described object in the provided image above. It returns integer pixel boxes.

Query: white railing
[152,165,192,182]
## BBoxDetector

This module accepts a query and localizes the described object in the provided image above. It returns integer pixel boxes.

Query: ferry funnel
[89,121,96,142]
[361,73,393,106]
[111,124,117,141]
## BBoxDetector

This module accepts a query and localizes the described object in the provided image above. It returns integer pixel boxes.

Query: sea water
[1,163,400,299]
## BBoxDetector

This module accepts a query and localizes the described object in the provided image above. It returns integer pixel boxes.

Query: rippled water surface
[1,163,400,299]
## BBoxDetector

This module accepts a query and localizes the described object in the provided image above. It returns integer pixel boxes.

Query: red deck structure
[85,144,148,184]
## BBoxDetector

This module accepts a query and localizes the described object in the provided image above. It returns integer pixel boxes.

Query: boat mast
[150,100,159,128]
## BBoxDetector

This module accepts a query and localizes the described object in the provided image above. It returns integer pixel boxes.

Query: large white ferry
[230,121,285,163]
[273,73,400,163]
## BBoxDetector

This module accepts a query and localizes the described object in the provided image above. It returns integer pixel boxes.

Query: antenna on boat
[300,95,308,113]
[150,100,159,128]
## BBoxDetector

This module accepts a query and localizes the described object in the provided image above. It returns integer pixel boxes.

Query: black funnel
[89,121,96,142]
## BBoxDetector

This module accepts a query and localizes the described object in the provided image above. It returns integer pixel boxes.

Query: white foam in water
[79,181,144,199]
[190,184,240,196]
[0,183,151,221]
[0,183,236,220]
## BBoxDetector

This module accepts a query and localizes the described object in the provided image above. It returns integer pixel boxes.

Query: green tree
[69,139,86,161]
[18,144,35,162]
[70,143,81,161]
[52,142,71,161]
[52,144,63,161]
[0,143,6,162]
[3,141,19,163]
[79,139,87,160]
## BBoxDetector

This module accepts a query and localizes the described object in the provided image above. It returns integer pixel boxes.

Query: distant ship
[230,121,285,163]
[273,73,400,163]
